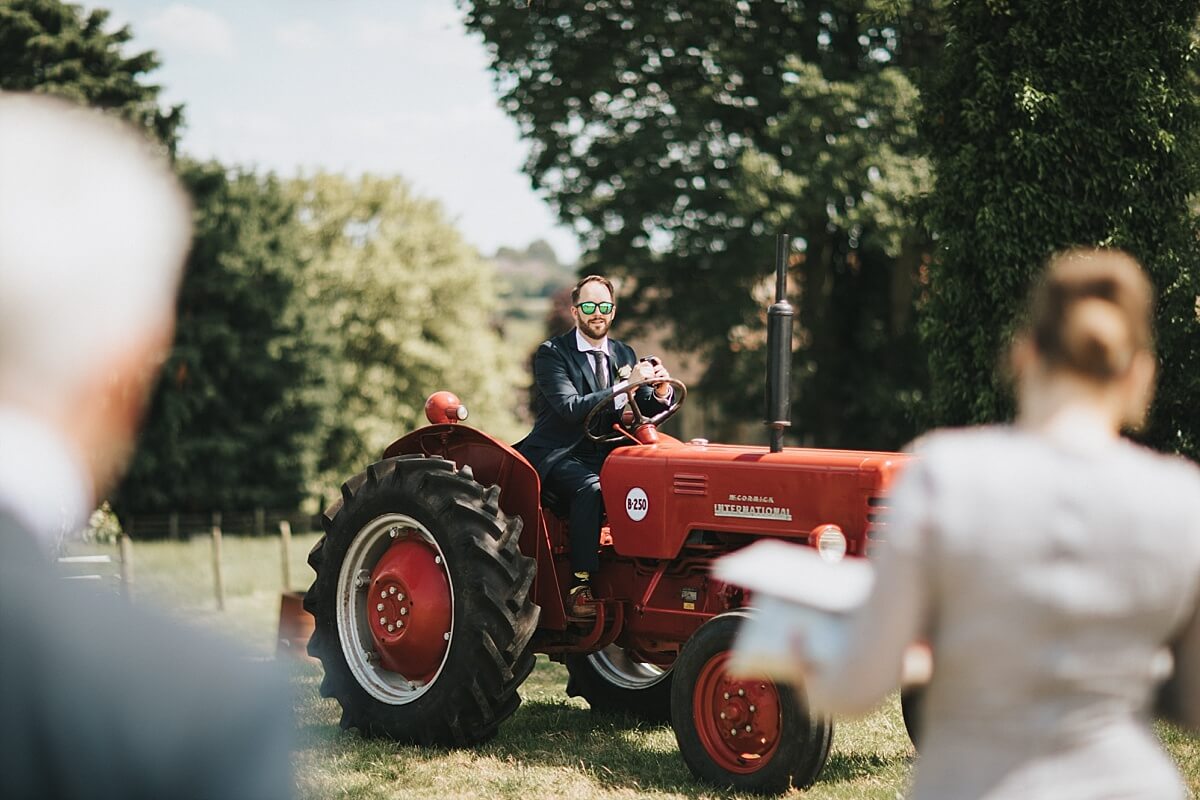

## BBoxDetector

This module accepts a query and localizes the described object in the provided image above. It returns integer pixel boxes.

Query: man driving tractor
[516,275,673,617]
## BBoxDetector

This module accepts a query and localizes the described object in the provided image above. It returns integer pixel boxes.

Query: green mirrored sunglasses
[575,301,614,315]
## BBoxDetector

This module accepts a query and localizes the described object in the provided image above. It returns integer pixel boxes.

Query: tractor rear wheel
[304,455,539,746]
[670,610,832,795]
[565,645,673,722]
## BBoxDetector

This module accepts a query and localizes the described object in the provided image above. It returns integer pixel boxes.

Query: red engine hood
[600,439,910,560]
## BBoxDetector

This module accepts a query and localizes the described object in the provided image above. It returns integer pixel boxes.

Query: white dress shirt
[0,407,91,551]
[573,328,670,409]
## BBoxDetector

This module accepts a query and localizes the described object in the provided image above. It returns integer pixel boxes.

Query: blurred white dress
[806,421,1200,799]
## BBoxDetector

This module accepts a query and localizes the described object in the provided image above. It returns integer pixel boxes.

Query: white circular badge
[624,487,649,521]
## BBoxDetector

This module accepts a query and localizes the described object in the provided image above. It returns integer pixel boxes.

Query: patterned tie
[590,350,610,389]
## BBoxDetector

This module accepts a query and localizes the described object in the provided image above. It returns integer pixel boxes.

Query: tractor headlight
[810,524,847,563]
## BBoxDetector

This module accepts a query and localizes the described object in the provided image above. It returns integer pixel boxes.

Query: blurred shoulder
[1113,438,1200,504]
[905,425,1019,463]
[897,426,1042,504]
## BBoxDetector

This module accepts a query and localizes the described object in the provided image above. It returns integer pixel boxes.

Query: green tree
[462,0,939,448]
[290,174,525,500]
[0,0,182,149]
[0,1,329,514]
[921,0,1200,459]
[115,162,320,513]
[731,57,930,447]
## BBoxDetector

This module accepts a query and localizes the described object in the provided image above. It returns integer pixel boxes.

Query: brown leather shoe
[568,583,597,618]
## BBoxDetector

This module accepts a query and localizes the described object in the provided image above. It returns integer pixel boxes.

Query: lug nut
[397,620,404,628]
[434,555,442,565]
[376,603,384,612]
[745,725,752,732]
[399,607,408,616]
[380,590,387,599]
[443,632,450,641]
[389,587,397,595]
[760,737,768,745]
[397,592,405,601]
[749,705,756,713]
[387,624,395,632]
[719,712,726,720]
[389,526,399,538]
[738,689,745,697]
[723,692,730,700]
[730,728,737,736]
[379,617,386,625]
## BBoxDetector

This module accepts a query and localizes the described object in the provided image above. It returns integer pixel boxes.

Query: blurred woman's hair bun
[1028,248,1153,381]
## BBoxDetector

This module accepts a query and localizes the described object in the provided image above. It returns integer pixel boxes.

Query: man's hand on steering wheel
[632,359,673,399]
[583,375,686,443]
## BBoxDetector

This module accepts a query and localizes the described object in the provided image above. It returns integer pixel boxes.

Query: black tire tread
[305,455,540,747]
[564,651,673,723]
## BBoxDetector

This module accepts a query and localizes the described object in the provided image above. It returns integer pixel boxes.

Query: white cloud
[350,18,409,50]
[415,5,464,33]
[275,19,323,51]
[143,4,234,59]
[350,5,462,48]
[348,11,481,70]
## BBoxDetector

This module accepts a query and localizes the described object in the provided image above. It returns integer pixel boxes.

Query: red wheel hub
[692,652,782,773]
[367,531,452,681]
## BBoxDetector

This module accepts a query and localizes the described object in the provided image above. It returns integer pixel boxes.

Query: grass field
[69,533,1199,799]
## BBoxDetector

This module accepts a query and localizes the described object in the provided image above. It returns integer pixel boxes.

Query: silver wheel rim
[588,644,669,690]
[335,513,454,704]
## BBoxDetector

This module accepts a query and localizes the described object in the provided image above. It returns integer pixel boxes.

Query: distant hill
[492,239,577,303]
[489,240,579,425]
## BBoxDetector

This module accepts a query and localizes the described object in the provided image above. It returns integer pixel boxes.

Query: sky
[100,0,580,263]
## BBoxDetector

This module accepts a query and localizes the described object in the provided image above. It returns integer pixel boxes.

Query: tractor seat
[539,485,613,546]
[540,485,571,519]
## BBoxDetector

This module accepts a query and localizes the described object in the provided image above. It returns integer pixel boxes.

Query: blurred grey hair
[0,93,191,403]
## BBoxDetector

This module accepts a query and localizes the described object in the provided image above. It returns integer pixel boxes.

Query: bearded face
[573,283,615,342]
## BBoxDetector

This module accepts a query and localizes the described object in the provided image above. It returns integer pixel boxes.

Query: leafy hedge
[920,0,1200,460]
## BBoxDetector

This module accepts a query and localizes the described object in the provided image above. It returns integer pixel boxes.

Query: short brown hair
[571,275,615,304]
[1026,248,1154,381]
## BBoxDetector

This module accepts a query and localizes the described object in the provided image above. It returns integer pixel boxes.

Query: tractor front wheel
[670,610,832,795]
[305,455,539,745]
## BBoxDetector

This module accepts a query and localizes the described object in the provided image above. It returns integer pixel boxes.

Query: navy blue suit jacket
[0,514,294,799]
[517,329,655,480]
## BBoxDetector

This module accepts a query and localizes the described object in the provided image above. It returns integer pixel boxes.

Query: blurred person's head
[1011,247,1156,432]
[0,93,191,497]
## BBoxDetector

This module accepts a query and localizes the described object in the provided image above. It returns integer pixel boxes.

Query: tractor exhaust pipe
[765,234,793,453]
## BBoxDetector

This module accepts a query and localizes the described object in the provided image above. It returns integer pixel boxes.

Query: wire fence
[122,509,320,540]
[63,514,312,637]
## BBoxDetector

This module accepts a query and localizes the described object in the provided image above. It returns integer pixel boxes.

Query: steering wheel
[583,378,687,444]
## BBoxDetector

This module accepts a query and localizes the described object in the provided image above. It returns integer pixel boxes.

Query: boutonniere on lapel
[617,364,632,381]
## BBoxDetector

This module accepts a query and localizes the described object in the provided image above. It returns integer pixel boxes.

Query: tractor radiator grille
[865,494,889,556]
[672,473,708,496]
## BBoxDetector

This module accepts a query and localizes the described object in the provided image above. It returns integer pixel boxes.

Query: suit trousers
[545,448,607,574]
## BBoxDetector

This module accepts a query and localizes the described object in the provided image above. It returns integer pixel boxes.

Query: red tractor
[304,238,910,794]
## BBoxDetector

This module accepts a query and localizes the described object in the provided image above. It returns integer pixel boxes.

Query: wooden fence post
[279,519,293,591]
[211,512,225,612]
[118,533,134,597]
